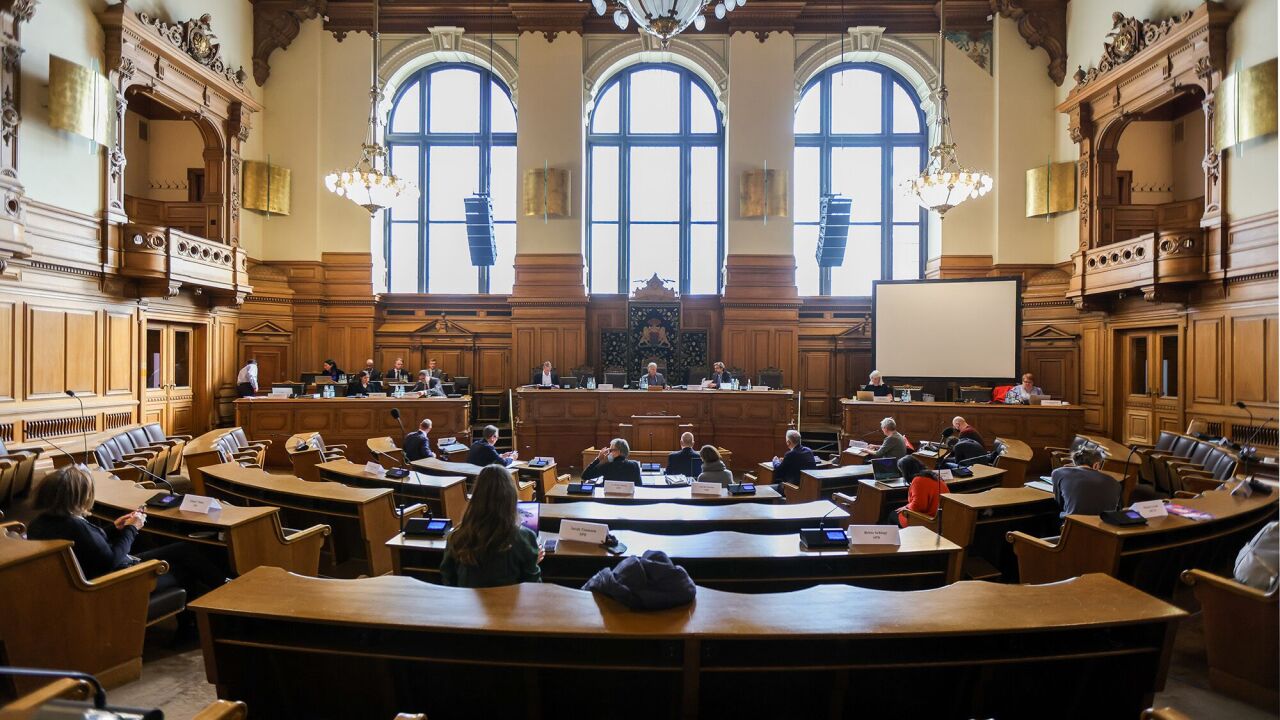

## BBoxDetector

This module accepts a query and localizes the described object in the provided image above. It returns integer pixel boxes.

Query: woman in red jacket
[896,455,949,528]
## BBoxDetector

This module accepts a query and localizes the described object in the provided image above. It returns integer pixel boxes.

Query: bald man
[665,431,701,476]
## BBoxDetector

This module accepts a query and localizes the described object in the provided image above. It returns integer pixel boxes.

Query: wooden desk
[390,526,962,591]
[581,447,734,473]
[181,428,241,494]
[994,437,1033,487]
[90,472,328,577]
[841,399,1084,474]
[846,464,1007,525]
[537,500,848,534]
[789,464,873,502]
[317,459,468,526]
[192,568,1184,719]
[751,457,836,488]
[1009,482,1278,595]
[235,396,471,466]
[515,387,795,469]
[410,457,537,501]
[545,483,781,505]
[199,462,424,577]
[932,486,1059,580]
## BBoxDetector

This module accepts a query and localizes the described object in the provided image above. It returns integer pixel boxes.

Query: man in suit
[362,358,381,382]
[582,438,643,485]
[347,371,373,397]
[666,432,700,476]
[384,357,410,384]
[531,360,559,387]
[412,370,445,397]
[426,359,443,381]
[869,417,908,460]
[642,362,666,388]
[707,362,732,388]
[467,425,516,466]
[771,430,818,486]
[403,418,434,462]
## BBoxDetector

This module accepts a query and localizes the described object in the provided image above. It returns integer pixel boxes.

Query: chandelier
[904,0,992,215]
[583,0,744,46]
[324,0,417,214]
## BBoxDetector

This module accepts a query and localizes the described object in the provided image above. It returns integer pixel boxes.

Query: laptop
[516,501,539,533]
[1028,394,1050,405]
[870,457,904,484]
[855,390,875,402]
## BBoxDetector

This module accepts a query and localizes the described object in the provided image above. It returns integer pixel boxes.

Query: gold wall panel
[522,167,571,218]
[1216,58,1278,150]
[243,160,292,215]
[739,169,789,218]
[49,56,114,147]
[1025,162,1076,217]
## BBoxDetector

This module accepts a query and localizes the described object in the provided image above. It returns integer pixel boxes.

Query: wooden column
[509,254,587,388]
[0,0,33,273]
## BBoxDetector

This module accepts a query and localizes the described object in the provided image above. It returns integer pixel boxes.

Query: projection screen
[872,278,1021,381]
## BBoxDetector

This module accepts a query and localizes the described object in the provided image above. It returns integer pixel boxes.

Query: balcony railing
[120,224,251,304]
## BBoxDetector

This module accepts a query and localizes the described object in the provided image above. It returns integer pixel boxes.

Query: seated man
[582,438,643,485]
[641,362,666,388]
[467,425,517,467]
[346,371,373,397]
[1051,445,1121,520]
[707,362,733,388]
[403,418,434,462]
[951,416,985,448]
[666,432,700,476]
[870,417,908,460]
[1004,372,1044,404]
[362,358,381,382]
[384,357,411,384]
[412,370,445,397]
[861,369,895,398]
[425,358,444,381]
[531,360,559,387]
[771,430,818,486]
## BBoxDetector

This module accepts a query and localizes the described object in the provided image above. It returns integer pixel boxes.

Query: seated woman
[696,445,734,486]
[895,455,948,528]
[861,369,895,398]
[440,465,543,588]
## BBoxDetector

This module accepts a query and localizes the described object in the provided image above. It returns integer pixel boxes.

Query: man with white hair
[583,438,643,485]
[642,362,667,388]
[861,369,894,398]
[666,431,700,476]
[770,429,817,486]
[869,417,908,459]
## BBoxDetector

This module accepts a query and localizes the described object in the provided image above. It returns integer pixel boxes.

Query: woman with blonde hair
[440,465,543,588]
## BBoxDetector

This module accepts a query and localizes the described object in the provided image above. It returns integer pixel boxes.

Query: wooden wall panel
[28,308,67,398]
[64,311,97,396]
[1231,316,1270,404]
[1191,317,1222,404]
[105,312,134,396]
[0,301,13,402]
[799,350,832,421]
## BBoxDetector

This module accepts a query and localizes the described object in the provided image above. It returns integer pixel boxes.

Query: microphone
[817,504,838,531]
[1120,444,1141,494]
[44,434,89,471]
[115,457,176,492]
[66,386,89,453]
[387,408,412,480]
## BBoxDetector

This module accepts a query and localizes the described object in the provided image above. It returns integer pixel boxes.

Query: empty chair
[142,422,192,475]
[288,433,348,482]
[229,428,272,465]
[451,376,471,396]
[1182,568,1278,711]
[603,369,626,387]
[1168,446,1238,494]
[0,438,42,501]
[757,367,783,389]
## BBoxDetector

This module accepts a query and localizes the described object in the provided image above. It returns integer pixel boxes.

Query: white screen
[873,279,1019,380]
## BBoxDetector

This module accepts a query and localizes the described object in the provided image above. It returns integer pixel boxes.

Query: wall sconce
[1025,161,1076,218]
[49,55,114,147]
[243,159,292,216]
[739,167,789,219]
[522,165,571,220]
[1216,58,1277,152]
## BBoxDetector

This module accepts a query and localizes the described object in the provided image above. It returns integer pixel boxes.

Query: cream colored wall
[1172,107,1206,201]
[123,112,150,198]
[145,120,204,202]
[1118,121,1175,204]
[935,40,994,258]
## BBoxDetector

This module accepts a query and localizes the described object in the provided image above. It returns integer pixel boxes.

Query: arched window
[587,64,724,295]
[384,64,517,294]
[793,63,927,296]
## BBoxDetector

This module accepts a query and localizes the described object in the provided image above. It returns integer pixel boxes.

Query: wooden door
[1118,329,1182,445]
[243,343,288,388]
[145,323,197,436]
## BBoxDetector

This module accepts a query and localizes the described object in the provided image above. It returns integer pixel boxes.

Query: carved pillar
[0,0,35,271]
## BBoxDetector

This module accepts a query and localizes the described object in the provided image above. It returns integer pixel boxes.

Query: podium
[620,415,694,452]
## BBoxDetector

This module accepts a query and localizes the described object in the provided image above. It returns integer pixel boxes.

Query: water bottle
[746,377,752,391]
[731,378,739,390]
[640,375,648,390]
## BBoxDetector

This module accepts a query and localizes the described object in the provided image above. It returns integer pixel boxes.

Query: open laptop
[1028,394,1050,405]
[517,501,539,533]
[870,457,905,485]
[855,390,875,402]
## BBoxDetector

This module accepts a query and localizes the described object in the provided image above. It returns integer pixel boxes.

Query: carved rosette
[1071,10,1194,91]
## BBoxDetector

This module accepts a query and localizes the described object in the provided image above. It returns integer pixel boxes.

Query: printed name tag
[559,519,609,544]
[179,494,222,515]
[1130,499,1168,518]
[847,525,901,545]
[872,395,892,403]
[363,461,387,477]
[603,480,636,495]
[271,387,291,397]
[937,469,953,481]
[691,481,722,495]
[596,383,614,390]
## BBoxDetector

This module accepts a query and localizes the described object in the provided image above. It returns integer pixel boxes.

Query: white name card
[847,525,901,545]
[1130,499,1168,519]
[603,480,636,495]
[936,469,954,481]
[597,383,614,390]
[872,395,892,403]
[271,387,291,397]
[849,440,869,450]
[691,481,723,495]
[559,519,609,544]
[363,461,387,477]
[1040,399,1068,406]
[179,494,222,515]
[751,385,770,391]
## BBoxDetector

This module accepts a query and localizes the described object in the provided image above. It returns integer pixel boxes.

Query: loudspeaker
[815,194,852,268]
[463,193,497,266]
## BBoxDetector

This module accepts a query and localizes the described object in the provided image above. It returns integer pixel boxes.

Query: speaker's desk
[841,399,1084,474]
[545,483,781,505]
[234,396,471,467]
[515,386,795,470]
[537,500,847,534]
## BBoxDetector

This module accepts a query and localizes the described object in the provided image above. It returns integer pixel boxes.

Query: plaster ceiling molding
[583,34,730,121]
[380,26,521,104]
[794,28,939,127]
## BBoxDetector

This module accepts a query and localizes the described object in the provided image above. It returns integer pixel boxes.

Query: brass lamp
[49,56,114,147]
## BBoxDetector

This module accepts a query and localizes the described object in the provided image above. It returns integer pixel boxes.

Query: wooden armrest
[0,451,37,463]
[0,678,96,711]
[6,444,43,456]
[743,472,758,482]
[397,503,429,518]
[325,443,349,450]
[0,519,27,535]
[121,451,158,460]
[146,438,180,448]
[192,700,249,720]
[247,439,272,447]
[231,449,259,459]
[167,434,194,442]
[109,466,143,482]
[556,473,571,484]
[831,492,856,512]
[1172,490,1200,499]
[1181,568,1275,601]
[1005,530,1058,550]
[1183,476,1224,494]
[283,523,332,543]
[0,458,13,470]
[901,508,937,529]
[81,558,168,590]
[1043,446,1070,454]
[136,480,157,489]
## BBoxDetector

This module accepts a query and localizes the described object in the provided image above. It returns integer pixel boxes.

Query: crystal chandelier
[324,0,417,214]
[904,0,992,216]
[582,0,744,46]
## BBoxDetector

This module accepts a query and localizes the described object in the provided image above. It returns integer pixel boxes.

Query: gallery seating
[1181,568,1278,711]
[285,431,348,482]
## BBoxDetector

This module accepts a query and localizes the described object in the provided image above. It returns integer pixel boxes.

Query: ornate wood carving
[0,0,34,271]
[1070,10,1195,90]
[137,11,248,88]
[989,0,1067,86]
[509,2,589,41]
[726,2,805,41]
[251,0,326,87]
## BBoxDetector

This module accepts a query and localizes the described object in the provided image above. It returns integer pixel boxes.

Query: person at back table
[412,370,444,397]
[771,430,818,486]
[468,425,516,467]
[347,370,373,397]
[950,416,985,448]
[531,360,559,387]
[869,417,908,459]
[666,432,699,476]
[707,362,733,389]
[235,358,258,398]
[362,358,381,382]
[384,357,410,384]
[861,369,895,398]
[1051,445,1121,521]
[440,465,543,588]
[642,362,666,388]
[895,455,949,528]
[403,418,434,462]
[1004,372,1044,404]
[697,445,734,486]
[425,358,443,380]
[582,438,643,485]
[322,358,343,382]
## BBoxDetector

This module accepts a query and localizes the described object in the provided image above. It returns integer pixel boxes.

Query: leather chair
[229,428,271,466]
[451,376,471,397]
[143,423,192,475]
[757,367,783,389]
[0,439,42,502]
[118,428,170,477]
[90,436,161,484]
[216,435,263,469]
[288,433,348,482]
[685,365,709,385]
[1167,446,1238,494]
[1137,431,1181,486]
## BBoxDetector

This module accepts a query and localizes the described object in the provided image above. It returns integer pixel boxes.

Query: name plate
[1040,399,1067,406]
[597,383,614,390]
[363,461,387,477]
[872,395,892,403]
[602,480,636,495]
[1130,499,1168,519]
[690,481,722,496]
[847,525,901,545]
[179,494,222,515]
[751,385,770,391]
[270,387,291,397]
[560,519,609,544]
[936,469,953,481]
